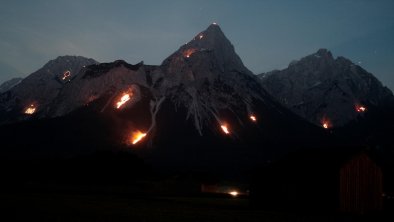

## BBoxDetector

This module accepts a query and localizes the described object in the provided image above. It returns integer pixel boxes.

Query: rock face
[0,56,98,123]
[49,60,149,117]
[259,49,394,127]
[157,24,265,134]
[1,25,394,173]
[0,77,23,93]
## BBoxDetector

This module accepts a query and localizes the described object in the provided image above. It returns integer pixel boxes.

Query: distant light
[212,22,217,25]
[199,34,203,39]
[229,191,238,197]
[183,48,197,58]
[62,70,71,80]
[221,124,230,134]
[24,104,36,115]
[356,105,367,113]
[116,93,132,109]
[250,115,257,122]
[131,131,147,145]
[321,118,331,129]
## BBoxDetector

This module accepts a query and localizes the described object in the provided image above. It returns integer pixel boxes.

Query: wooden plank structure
[339,153,383,214]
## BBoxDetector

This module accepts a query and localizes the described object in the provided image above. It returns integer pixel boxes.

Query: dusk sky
[1,0,393,90]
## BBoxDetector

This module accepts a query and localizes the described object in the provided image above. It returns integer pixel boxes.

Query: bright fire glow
[62,70,71,80]
[183,48,197,58]
[229,191,239,197]
[221,124,230,134]
[24,104,36,115]
[250,115,257,122]
[321,119,331,129]
[116,93,132,109]
[356,105,367,113]
[131,131,147,145]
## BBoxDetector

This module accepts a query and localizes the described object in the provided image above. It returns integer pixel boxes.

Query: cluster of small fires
[321,105,367,129]
[24,104,36,115]
[220,115,257,135]
[182,30,207,59]
[22,86,368,144]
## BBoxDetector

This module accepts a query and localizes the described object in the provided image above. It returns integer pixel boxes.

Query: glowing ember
[183,48,197,58]
[24,104,36,115]
[116,93,132,109]
[229,191,239,197]
[221,124,230,134]
[62,70,71,80]
[321,120,331,129]
[356,105,367,113]
[131,130,147,145]
[250,115,257,122]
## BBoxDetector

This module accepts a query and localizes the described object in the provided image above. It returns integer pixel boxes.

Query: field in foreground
[1,192,393,222]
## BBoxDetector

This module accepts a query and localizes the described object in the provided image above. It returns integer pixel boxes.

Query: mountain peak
[204,23,223,34]
[315,48,333,58]
[260,49,394,127]
[161,23,252,80]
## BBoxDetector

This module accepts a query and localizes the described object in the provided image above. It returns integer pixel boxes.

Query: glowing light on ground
[199,34,204,39]
[131,130,147,145]
[229,191,239,197]
[116,93,132,109]
[24,104,36,115]
[356,105,367,113]
[212,22,217,25]
[183,48,197,58]
[221,124,230,134]
[62,70,71,80]
[250,115,257,122]
[321,119,331,129]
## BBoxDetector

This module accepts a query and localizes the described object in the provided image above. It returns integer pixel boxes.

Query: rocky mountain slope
[0,56,98,123]
[1,25,393,173]
[0,77,23,93]
[259,49,394,127]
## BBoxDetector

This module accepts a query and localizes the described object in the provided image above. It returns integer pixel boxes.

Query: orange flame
[355,105,367,113]
[62,70,71,80]
[221,124,230,134]
[229,191,239,197]
[131,130,147,145]
[250,115,257,122]
[24,104,36,115]
[116,93,132,109]
[183,48,197,58]
[321,118,331,129]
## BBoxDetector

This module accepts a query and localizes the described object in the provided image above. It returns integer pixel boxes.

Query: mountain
[0,77,23,93]
[0,56,98,124]
[259,49,394,127]
[157,24,265,134]
[1,26,393,178]
[0,24,325,174]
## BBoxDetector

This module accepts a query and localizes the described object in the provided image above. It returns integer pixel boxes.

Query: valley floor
[1,192,393,222]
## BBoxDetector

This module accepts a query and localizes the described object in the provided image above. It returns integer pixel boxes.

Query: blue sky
[1,0,393,90]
